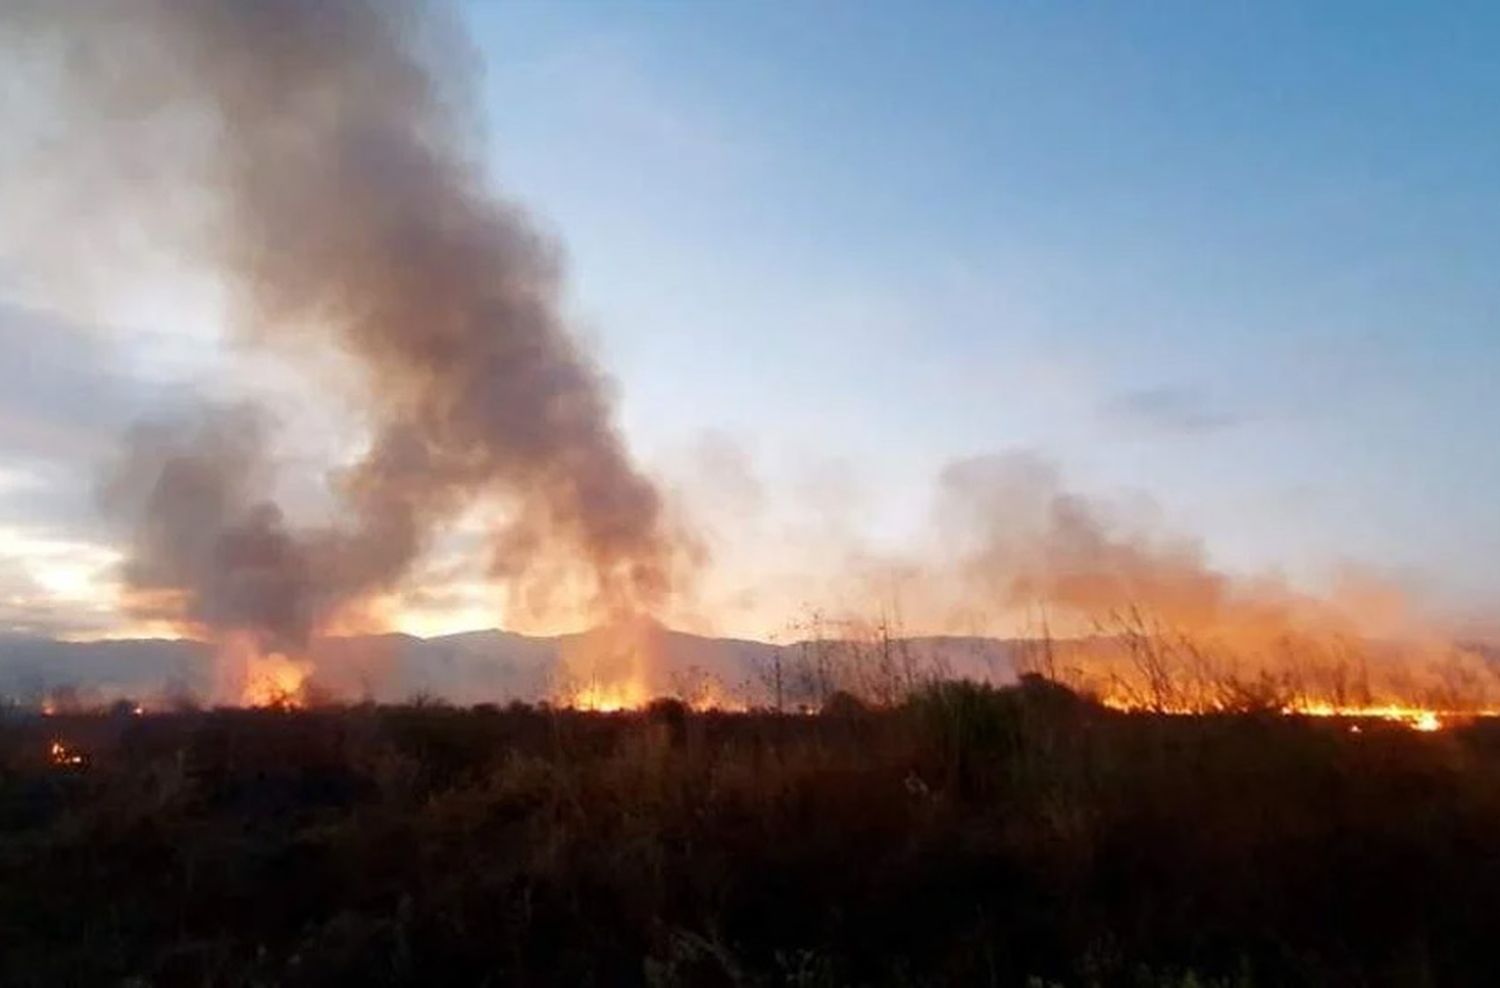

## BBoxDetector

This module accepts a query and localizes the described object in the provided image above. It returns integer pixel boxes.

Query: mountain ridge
[0,626,1023,707]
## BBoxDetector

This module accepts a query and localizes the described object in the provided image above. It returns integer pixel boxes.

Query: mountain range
[0,624,1022,709]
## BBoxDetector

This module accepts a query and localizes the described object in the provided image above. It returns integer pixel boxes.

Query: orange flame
[218,632,312,708]
[563,679,651,713]
[1097,693,1499,731]
[240,651,312,708]
[1287,701,1446,732]
[557,677,749,713]
[48,740,85,766]
[552,618,749,712]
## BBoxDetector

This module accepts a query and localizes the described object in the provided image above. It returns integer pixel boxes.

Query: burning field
[9,686,1500,986]
[7,604,1500,983]
[1,0,1499,984]
[0,0,1491,727]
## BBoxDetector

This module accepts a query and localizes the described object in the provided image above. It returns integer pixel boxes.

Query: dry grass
[3,679,1500,985]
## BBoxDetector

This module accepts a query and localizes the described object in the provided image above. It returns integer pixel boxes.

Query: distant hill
[0,625,1021,708]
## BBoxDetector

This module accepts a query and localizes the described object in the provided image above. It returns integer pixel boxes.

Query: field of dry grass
[4,680,1500,986]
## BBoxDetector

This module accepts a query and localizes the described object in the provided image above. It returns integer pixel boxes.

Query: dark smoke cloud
[5,0,689,648]
[98,406,325,649]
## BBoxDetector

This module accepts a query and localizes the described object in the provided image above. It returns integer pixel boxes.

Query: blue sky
[0,1,1496,638]
[458,1,1500,623]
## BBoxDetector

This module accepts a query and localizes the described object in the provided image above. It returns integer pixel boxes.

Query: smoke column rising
[4,0,687,654]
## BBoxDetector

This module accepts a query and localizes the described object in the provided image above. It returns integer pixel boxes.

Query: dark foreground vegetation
[4,680,1500,986]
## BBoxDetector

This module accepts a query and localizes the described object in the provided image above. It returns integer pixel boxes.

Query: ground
[3,681,1499,986]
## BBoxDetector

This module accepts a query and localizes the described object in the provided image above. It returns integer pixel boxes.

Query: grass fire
[9,670,1500,985]
[1,0,1497,984]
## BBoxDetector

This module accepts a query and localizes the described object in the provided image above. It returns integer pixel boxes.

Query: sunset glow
[2,2,1498,981]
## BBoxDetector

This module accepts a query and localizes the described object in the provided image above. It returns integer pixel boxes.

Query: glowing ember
[48,740,85,767]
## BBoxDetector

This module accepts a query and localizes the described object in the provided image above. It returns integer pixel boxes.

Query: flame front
[241,652,312,708]
[552,618,748,712]
[219,632,312,708]
[1039,619,1500,733]
[565,679,652,713]
[1097,694,1484,731]
[1288,702,1438,731]
[1284,702,1491,732]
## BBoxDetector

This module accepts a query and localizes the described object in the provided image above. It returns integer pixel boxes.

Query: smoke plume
[926,451,1495,710]
[934,452,1308,638]
[4,1,687,654]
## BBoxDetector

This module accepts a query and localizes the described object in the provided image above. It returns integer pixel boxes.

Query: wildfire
[1097,693,1500,732]
[555,665,748,713]
[240,651,312,708]
[216,631,313,708]
[1043,621,1500,734]
[49,740,85,767]
[1287,701,1446,732]
[557,681,749,713]
[551,616,754,713]
[564,679,652,713]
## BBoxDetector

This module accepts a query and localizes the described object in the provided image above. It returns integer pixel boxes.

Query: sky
[1,1,1498,641]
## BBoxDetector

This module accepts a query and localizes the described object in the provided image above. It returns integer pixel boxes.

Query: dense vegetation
[3,680,1500,986]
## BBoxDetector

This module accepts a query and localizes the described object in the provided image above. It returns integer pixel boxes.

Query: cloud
[0,303,192,638]
[0,303,185,540]
[0,304,146,459]
[1097,385,1241,436]
[0,542,119,638]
